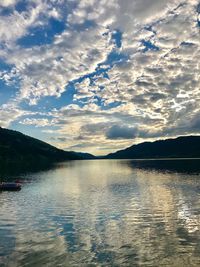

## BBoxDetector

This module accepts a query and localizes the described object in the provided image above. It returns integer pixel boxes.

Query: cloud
[1,24,114,105]
[0,2,47,47]
[0,0,200,154]
[19,118,53,127]
[190,114,200,131]
[0,102,28,128]
[106,125,138,140]
[0,0,18,7]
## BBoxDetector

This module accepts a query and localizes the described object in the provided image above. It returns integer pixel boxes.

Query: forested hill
[0,127,90,166]
[105,136,200,159]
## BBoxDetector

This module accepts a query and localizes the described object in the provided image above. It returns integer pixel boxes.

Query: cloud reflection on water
[0,159,200,266]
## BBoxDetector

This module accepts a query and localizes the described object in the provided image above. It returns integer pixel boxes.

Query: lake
[0,159,200,266]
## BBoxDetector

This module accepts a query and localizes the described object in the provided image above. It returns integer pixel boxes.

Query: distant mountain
[105,136,200,159]
[0,127,90,168]
[71,152,96,160]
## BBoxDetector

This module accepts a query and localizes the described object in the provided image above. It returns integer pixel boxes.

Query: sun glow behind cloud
[0,0,200,155]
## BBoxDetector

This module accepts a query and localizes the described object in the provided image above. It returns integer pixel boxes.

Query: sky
[0,0,200,155]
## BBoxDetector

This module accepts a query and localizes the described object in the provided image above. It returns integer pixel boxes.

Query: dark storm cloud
[81,122,111,134]
[106,125,138,140]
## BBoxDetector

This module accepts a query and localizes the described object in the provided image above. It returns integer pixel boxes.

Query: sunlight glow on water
[0,160,200,266]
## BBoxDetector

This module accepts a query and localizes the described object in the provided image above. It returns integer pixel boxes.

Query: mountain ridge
[0,127,94,168]
[105,135,200,159]
[1,126,200,165]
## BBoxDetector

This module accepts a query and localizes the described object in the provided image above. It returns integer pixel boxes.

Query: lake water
[0,159,200,267]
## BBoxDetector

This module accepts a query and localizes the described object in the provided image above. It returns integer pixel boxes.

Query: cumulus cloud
[1,24,114,105]
[0,0,18,7]
[0,102,28,128]
[0,2,46,46]
[19,118,54,127]
[0,0,200,154]
[106,125,138,140]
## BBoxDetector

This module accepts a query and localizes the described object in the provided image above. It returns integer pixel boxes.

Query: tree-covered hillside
[106,136,200,159]
[0,127,82,167]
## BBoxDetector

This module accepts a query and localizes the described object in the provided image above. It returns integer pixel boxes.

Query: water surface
[0,159,200,266]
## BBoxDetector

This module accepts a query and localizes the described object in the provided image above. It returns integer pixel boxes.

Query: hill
[105,136,200,159]
[0,127,89,168]
[71,152,96,160]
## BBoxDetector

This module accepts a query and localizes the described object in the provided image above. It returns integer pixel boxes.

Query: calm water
[0,160,200,267]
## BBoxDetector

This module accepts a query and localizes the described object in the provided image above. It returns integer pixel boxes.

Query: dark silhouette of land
[0,127,94,171]
[1,127,200,174]
[105,136,200,159]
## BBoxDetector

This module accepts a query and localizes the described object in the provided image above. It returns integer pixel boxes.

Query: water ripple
[0,160,200,266]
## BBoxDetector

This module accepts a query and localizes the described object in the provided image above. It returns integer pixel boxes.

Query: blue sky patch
[18,18,66,47]
[112,30,122,48]
[141,40,159,52]
[15,1,29,13]
[102,101,124,110]
[0,80,17,105]
[0,0,199,155]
